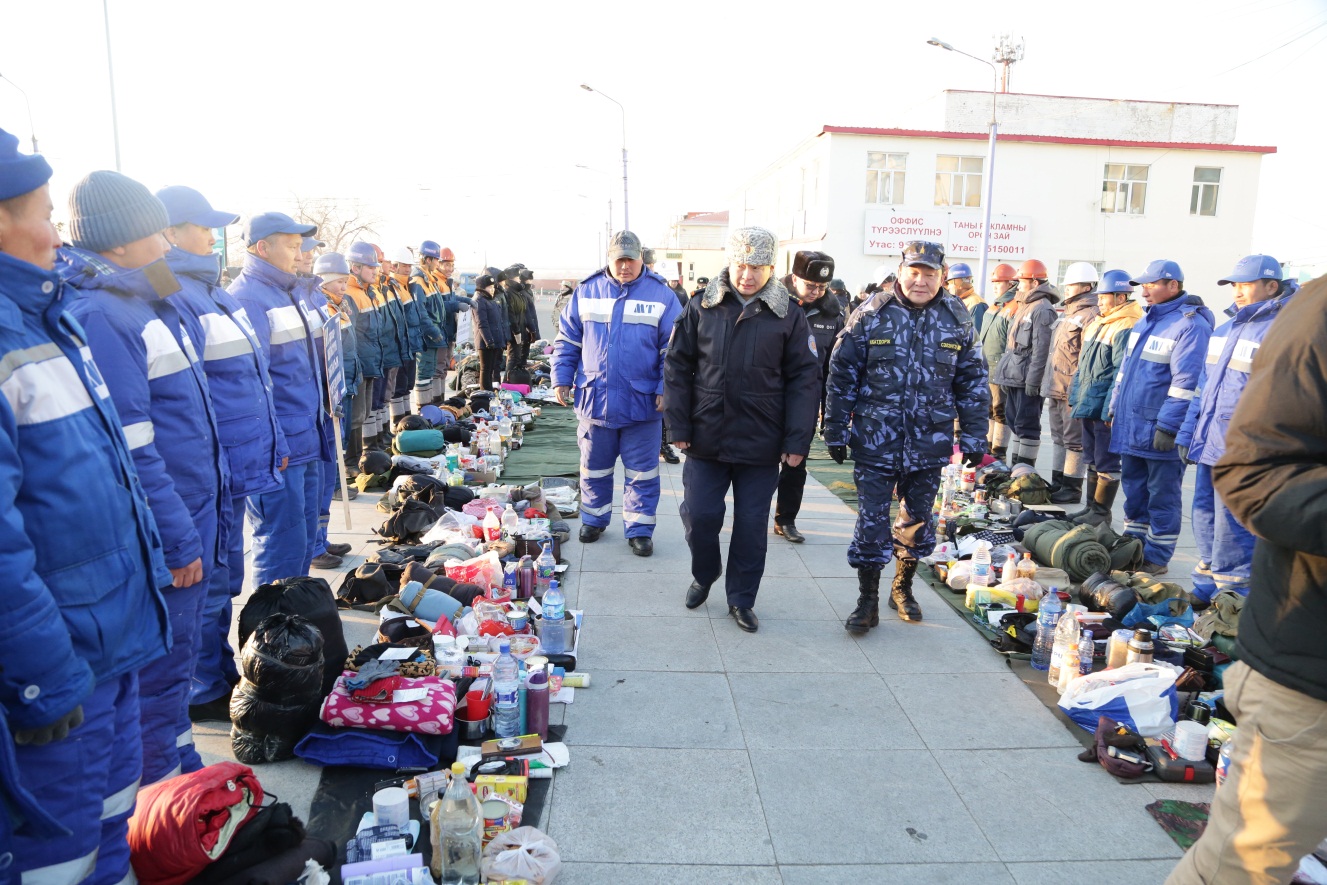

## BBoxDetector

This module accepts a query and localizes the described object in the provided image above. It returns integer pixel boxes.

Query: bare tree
[291,195,382,254]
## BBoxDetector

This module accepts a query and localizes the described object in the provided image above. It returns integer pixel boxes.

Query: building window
[1191,167,1221,216]
[1101,164,1149,214]
[934,156,984,208]
[866,152,906,204]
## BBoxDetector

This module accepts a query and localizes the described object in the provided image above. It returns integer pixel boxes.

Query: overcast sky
[5,0,1324,279]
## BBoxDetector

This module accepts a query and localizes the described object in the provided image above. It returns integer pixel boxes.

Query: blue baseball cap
[245,211,317,246]
[155,186,239,229]
[947,262,972,279]
[301,236,326,253]
[1130,259,1184,285]
[1218,254,1281,286]
[0,128,52,201]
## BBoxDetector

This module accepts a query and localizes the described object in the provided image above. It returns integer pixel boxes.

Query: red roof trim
[822,126,1277,154]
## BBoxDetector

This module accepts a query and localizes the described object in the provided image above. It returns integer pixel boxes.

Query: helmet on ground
[1098,269,1135,295]
[419,240,442,259]
[990,263,1017,282]
[439,247,456,261]
[346,242,379,268]
[1062,261,1099,287]
[947,262,972,280]
[392,247,415,266]
[313,252,350,276]
[1017,259,1048,280]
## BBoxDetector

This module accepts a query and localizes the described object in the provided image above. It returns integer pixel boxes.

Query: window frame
[865,151,907,205]
[934,154,985,208]
[1100,163,1150,215]
[1191,166,1222,217]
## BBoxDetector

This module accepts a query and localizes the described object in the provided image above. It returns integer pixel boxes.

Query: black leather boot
[1048,469,1065,494]
[1067,468,1099,520]
[1074,477,1120,527]
[845,568,881,635]
[888,559,923,622]
[1051,474,1084,505]
[992,445,1007,463]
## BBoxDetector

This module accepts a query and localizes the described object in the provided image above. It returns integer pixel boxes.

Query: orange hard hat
[369,243,385,263]
[1017,258,1048,280]
[990,263,1017,282]
[440,247,456,261]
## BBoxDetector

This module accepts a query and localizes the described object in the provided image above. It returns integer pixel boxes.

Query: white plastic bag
[1057,662,1180,737]
[481,825,561,883]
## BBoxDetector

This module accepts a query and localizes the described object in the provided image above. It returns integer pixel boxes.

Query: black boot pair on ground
[845,560,922,635]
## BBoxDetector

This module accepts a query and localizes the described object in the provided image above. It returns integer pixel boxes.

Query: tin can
[481,797,512,843]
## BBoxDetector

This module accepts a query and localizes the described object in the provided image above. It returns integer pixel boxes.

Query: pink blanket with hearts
[320,671,456,734]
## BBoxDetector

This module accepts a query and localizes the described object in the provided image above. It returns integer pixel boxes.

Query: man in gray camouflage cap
[665,226,822,633]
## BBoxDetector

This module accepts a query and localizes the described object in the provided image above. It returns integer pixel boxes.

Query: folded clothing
[320,672,456,734]
[294,721,444,769]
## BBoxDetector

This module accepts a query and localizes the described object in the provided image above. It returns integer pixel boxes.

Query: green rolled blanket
[1022,519,1112,582]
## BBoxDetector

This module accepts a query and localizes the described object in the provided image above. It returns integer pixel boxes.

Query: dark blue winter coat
[1108,293,1214,459]
[825,286,989,472]
[229,255,333,466]
[62,248,226,570]
[1176,286,1296,466]
[168,247,286,498]
[0,251,170,731]
[475,291,509,349]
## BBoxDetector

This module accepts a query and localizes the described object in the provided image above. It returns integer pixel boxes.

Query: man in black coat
[665,227,821,633]
[772,250,842,543]
[1168,274,1327,885]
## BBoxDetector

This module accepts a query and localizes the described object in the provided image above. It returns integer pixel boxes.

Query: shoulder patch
[939,341,962,351]
[808,334,818,356]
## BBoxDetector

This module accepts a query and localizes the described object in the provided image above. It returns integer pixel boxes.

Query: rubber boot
[1014,454,1038,468]
[1067,468,1099,520]
[1048,469,1064,495]
[1051,474,1084,505]
[992,445,1008,464]
[845,568,881,635]
[887,559,923,622]
[1074,477,1120,527]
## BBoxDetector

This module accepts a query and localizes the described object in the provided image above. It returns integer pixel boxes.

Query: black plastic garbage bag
[231,613,324,764]
[239,577,348,697]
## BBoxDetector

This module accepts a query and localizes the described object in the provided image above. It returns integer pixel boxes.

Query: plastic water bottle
[535,542,555,597]
[1057,632,1082,694]
[436,761,482,884]
[482,508,501,542]
[501,502,519,537]
[1048,604,1084,686]
[1030,587,1062,671]
[542,579,565,623]
[1216,731,1236,789]
[492,641,520,739]
[1001,551,1017,584]
[970,541,992,587]
[1078,629,1095,676]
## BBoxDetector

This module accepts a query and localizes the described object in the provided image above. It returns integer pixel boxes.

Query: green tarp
[499,402,582,487]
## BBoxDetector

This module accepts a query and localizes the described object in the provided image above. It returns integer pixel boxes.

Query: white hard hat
[1062,261,1100,287]
[871,264,896,286]
[392,247,415,265]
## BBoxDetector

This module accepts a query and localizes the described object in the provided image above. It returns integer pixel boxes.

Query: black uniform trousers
[681,455,780,608]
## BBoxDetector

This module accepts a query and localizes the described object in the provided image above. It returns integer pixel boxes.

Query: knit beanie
[0,128,52,201]
[67,170,169,253]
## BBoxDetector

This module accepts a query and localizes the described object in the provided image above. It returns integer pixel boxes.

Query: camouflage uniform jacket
[1040,288,1099,400]
[991,282,1059,393]
[824,286,989,472]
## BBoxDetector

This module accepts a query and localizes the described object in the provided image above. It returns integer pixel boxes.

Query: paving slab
[780,863,1016,884]
[577,614,724,673]
[557,863,784,884]
[700,576,839,622]
[727,672,925,750]
[713,617,875,674]
[817,576,967,625]
[937,749,1185,862]
[549,746,775,865]
[852,617,1015,675]
[1006,859,1181,884]
[885,672,1083,751]
[566,670,745,750]
[749,749,999,865]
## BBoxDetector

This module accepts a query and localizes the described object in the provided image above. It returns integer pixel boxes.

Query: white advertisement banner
[864,208,1032,261]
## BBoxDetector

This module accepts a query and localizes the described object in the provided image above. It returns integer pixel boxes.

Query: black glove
[828,445,847,464]
[962,451,984,468]
[1152,429,1177,453]
[1178,444,1190,463]
[13,705,84,746]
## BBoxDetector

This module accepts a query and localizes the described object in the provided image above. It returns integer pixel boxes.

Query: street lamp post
[928,38,998,299]
[103,0,122,171]
[0,73,38,153]
[579,84,628,231]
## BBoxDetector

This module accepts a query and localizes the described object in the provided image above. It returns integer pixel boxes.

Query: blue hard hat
[1218,254,1282,285]
[313,252,350,276]
[1098,269,1135,295]
[346,241,379,268]
[1130,259,1183,285]
[419,240,442,259]
[947,262,972,279]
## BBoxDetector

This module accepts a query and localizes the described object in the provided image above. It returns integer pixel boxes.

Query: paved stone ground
[195,448,1211,884]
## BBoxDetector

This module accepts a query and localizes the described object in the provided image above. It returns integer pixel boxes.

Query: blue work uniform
[62,248,226,785]
[1109,293,1214,566]
[1,250,171,885]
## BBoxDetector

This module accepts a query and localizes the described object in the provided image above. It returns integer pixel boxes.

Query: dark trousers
[774,459,808,525]
[680,456,780,608]
[505,339,530,381]
[1081,418,1121,475]
[848,465,943,569]
[479,346,502,390]
[1003,387,1044,441]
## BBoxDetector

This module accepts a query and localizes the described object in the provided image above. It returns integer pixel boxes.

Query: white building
[657,210,730,287]
[729,91,1276,312]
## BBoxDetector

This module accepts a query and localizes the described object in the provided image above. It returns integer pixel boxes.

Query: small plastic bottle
[970,541,992,587]
[1016,552,1038,580]
[482,508,501,542]
[542,579,565,623]
[501,502,519,537]
[492,641,520,739]
[436,761,482,884]
[535,542,556,597]
[1001,551,1018,584]
[1030,588,1062,671]
[1216,731,1237,789]
[1078,629,1095,676]
[1057,632,1082,694]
